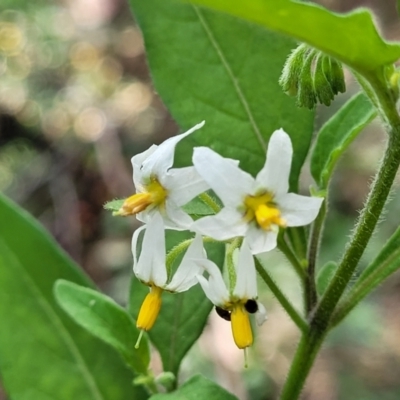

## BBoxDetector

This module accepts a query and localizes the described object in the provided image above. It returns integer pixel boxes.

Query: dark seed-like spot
[244,299,258,314]
[215,306,231,321]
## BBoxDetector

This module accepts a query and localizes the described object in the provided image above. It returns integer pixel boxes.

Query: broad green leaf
[129,0,314,191]
[55,280,150,375]
[311,92,376,189]
[150,375,238,400]
[333,224,400,325]
[192,0,400,73]
[316,261,338,296]
[129,236,225,376]
[0,194,148,400]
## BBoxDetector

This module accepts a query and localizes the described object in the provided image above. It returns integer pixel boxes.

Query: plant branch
[255,257,308,333]
[279,68,400,399]
[305,199,326,315]
[278,236,306,281]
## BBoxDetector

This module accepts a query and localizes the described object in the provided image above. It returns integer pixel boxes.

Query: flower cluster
[115,122,323,354]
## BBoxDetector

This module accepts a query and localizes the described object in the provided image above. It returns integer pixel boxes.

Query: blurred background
[1,0,400,399]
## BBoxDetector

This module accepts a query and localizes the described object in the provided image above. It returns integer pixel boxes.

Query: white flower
[116,121,209,230]
[132,213,205,333]
[191,129,323,254]
[196,240,267,350]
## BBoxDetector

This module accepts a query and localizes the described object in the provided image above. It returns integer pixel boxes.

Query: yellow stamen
[244,192,286,230]
[136,286,163,331]
[116,192,152,216]
[115,177,168,216]
[255,204,286,230]
[230,304,253,349]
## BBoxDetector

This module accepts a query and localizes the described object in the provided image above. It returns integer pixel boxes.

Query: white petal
[233,240,257,299]
[165,166,210,206]
[164,201,193,230]
[246,226,278,254]
[134,213,167,286]
[131,224,146,267]
[193,147,254,207]
[195,260,229,305]
[131,145,158,187]
[141,121,205,178]
[191,208,247,240]
[165,234,205,292]
[255,302,268,326]
[136,203,192,231]
[256,129,292,196]
[278,193,323,226]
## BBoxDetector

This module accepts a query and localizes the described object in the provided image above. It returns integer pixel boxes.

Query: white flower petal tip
[124,121,208,229]
[255,302,268,326]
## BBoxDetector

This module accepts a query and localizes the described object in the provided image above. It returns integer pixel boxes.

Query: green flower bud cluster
[279,44,346,109]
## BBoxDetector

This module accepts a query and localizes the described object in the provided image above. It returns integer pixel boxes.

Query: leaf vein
[192,5,267,152]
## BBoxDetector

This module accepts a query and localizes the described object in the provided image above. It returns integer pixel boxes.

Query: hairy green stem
[332,247,400,326]
[279,70,400,399]
[199,192,221,214]
[255,258,308,333]
[287,227,308,261]
[305,200,326,315]
[278,237,306,281]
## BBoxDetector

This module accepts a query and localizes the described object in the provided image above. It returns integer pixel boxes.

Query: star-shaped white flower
[191,129,323,254]
[116,121,209,230]
[132,213,205,336]
[196,240,267,350]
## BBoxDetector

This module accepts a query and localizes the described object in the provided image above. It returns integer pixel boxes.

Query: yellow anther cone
[255,204,285,230]
[116,192,152,216]
[231,305,253,349]
[137,286,163,331]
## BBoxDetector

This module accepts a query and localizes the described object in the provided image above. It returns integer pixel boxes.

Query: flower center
[230,303,253,349]
[244,192,286,230]
[136,285,163,332]
[116,177,168,216]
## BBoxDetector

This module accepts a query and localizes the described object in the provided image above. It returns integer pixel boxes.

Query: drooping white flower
[116,121,209,230]
[132,213,205,335]
[191,129,323,254]
[196,240,267,350]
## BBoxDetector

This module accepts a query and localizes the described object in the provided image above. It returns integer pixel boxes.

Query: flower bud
[325,57,346,95]
[296,49,317,109]
[279,43,309,96]
[155,372,176,391]
[313,54,335,106]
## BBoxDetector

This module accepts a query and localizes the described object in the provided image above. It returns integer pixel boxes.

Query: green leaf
[311,92,376,188]
[129,235,225,376]
[0,194,148,400]
[150,375,238,400]
[55,280,150,375]
[316,261,338,296]
[129,0,314,191]
[191,0,400,73]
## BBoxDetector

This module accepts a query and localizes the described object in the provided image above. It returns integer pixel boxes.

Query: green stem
[279,330,325,400]
[199,192,221,214]
[287,227,308,261]
[255,257,308,333]
[278,236,306,281]
[305,199,326,315]
[332,247,400,326]
[279,70,400,399]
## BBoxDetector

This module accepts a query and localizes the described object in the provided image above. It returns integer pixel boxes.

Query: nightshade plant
[2,0,400,399]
